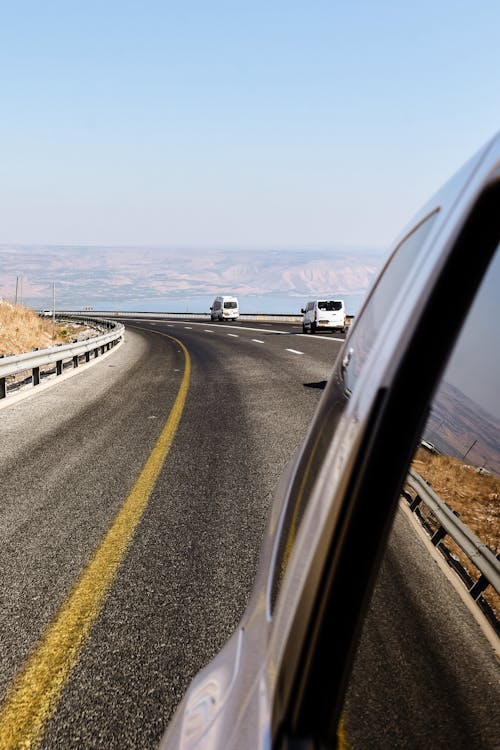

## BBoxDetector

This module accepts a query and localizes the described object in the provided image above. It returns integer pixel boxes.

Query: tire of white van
[311,323,317,334]
[302,323,307,333]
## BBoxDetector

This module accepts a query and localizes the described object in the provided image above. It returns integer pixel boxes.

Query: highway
[0,320,498,749]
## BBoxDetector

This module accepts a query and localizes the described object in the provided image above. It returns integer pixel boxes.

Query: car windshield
[224,301,237,309]
[318,301,342,311]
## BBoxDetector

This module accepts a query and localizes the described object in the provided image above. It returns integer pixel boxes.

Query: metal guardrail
[402,469,500,633]
[57,310,355,325]
[0,316,124,399]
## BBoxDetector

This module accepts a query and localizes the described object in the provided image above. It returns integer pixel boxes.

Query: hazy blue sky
[1,1,499,249]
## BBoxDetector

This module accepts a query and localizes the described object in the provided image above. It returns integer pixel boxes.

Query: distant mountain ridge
[427,380,500,475]
[0,245,385,308]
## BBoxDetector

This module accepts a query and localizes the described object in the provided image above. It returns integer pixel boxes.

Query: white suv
[301,299,346,334]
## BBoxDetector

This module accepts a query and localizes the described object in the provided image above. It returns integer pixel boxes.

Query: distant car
[301,298,346,334]
[39,310,53,317]
[210,295,239,321]
[160,131,500,750]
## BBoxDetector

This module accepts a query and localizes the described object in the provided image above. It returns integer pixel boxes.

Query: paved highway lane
[1,320,497,750]
[0,330,192,748]
[345,508,500,749]
[119,315,349,341]
[0,323,340,749]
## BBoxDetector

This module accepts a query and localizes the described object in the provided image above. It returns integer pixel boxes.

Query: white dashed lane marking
[160,324,319,358]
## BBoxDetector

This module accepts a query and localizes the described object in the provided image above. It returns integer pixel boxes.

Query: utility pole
[462,439,478,461]
[52,281,56,342]
[15,276,19,304]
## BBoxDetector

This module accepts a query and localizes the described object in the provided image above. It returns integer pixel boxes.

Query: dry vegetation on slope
[412,447,499,619]
[413,448,499,553]
[0,301,81,354]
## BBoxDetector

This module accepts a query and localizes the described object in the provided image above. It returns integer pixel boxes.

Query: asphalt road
[0,320,339,749]
[0,320,497,749]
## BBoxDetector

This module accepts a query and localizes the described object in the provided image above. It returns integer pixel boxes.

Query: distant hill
[425,380,500,476]
[0,245,385,311]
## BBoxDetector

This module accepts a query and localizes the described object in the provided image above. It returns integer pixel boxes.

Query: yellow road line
[0,334,190,750]
[337,714,349,749]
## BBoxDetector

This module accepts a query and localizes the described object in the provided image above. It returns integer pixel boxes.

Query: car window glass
[318,301,343,312]
[270,212,440,613]
[343,243,500,748]
[343,210,439,394]
[421,248,500,473]
[410,241,500,563]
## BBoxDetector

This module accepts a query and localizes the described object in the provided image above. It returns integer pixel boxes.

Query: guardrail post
[402,486,422,513]
[431,526,447,546]
[33,366,40,386]
[85,351,90,362]
[469,574,489,601]
[73,355,79,368]
[0,377,5,399]
[401,489,412,504]
[410,493,422,512]
[57,360,62,376]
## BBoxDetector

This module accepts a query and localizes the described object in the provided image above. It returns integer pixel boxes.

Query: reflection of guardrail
[402,469,500,634]
[0,317,124,399]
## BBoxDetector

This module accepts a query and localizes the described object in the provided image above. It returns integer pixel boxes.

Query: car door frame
[268,134,500,748]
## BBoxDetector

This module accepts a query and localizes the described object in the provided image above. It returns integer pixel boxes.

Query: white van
[301,298,346,334]
[210,295,239,321]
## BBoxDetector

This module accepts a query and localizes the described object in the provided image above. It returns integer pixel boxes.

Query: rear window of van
[224,301,238,309]
[318,301,343,311]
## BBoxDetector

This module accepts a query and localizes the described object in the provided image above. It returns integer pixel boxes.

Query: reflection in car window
[413,241,500,558]
[271,213,440,612]
[343,211,439,394]
[343,244,499,749]
[270,214,440,613]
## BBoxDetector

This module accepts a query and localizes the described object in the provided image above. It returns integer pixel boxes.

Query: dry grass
[411,447,499,619]
[0,302,81,354]
[412,448,499,553]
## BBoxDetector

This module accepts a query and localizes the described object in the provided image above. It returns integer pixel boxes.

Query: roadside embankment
[0,302,97,355]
